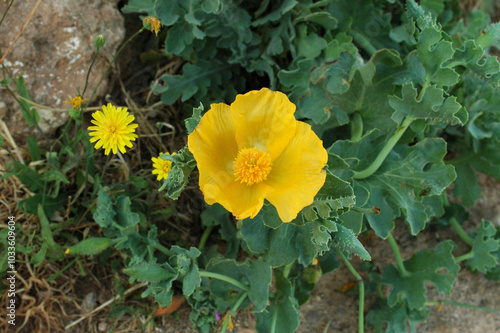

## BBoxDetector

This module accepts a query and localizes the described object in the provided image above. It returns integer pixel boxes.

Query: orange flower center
[233,148,272,185]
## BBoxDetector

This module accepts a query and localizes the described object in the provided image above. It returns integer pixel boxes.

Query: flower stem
[220,291,248,333]
[153,243,174,256]
[351,206,378,214]
[336,249,364,333]
[84,27,146,109]
[199,271,249,291]
[386,232,411,277]
[198,225,214,251]
[425,300,500,312]
[0,0,15,29]
[455,251,474,263]
[270,305,279,333]
[350,112,363,142]
[348,30,377,56]
[353,116,413,179]
[449,217,474,246]
[81,50,100,98]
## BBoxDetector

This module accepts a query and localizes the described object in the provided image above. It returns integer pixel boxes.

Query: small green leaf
[332,223,371,260]
[38,204,62,252]
[301,172,355,221]
[158,146,196,199]
[185,103,204,134]
[115,196,141,232]
[169,246,201,296]
[68,237,112,256]
[296,32,327,59]
[93,187,115,228]
[389,83,464,126]
[452,160,482,206]
[33,242,48,268]
[367,298,429,333]
[255,269,300,333]
[383,240,459,309]
[467,220,500,273]
[16,75,39,126]
[27,135,41,161]
[121,0,155,14]
[155,60,231,105]
[123,262,177,283]
[206,258,272,313]
[476,22,500,50]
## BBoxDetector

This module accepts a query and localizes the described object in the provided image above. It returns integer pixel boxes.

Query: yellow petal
[265,121,327,222]
[231,88,297,159]
[203,181,273,220]
[188,102,239,191]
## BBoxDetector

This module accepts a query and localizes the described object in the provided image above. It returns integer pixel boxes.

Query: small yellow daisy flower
[152,152,175,181]
[88,103,138,155]
[144,16,163,36]
[64,95,86,109]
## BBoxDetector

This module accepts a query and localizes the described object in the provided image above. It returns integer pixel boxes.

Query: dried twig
[0,0,43,65]
[64,282,148,330]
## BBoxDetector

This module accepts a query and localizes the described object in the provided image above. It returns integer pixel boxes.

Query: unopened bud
[94,34,106,50]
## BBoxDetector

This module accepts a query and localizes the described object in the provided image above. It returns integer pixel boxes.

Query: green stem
[84,27,145,109]
[80,50,99,98]
[282,262,293,278]
[199,271,249,291]
[198,225,214,251]
[153,243,174,256]
[351,206,378,214]
[353,117,414,179]
[455,251,474,262]
[386,232,411,277]
[350,112,363,142]
[337,249,364,333]
[425,300,500,312]
[348,30,377,56]
[449,217,474,246]
[270,305,279,333]
[0,0,15,28]
[220,291,248,333]
[417,80,430,101]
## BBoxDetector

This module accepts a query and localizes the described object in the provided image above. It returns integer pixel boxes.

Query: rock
[0,0,125,135]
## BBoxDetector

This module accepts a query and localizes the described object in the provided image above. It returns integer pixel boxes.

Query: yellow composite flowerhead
[144,16,163,36]
[152,152,175,181]
[64,95,86,109]
[88,103,139,155]
[187,88,328,223]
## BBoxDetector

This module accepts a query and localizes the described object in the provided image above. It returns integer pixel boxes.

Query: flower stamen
[233,148,272,185]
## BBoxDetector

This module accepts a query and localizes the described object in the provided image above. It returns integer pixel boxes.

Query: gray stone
[0,0,125,135]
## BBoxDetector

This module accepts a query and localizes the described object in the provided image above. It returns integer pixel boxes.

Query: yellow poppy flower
[152,152,174,181]
[88,103,138,155]
[188,88,327,223]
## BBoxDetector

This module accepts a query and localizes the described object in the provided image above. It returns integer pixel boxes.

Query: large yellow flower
[188,88,328,223]
[88,103,138,155]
